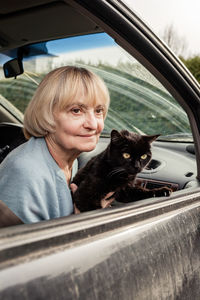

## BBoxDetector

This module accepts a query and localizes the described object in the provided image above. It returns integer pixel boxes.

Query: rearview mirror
[3,58,24,78]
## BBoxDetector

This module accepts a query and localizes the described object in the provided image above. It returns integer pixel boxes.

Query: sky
[124,0,200,57]
[48,34,115,53]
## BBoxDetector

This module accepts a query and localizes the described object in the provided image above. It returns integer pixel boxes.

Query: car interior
[0,0,199,226]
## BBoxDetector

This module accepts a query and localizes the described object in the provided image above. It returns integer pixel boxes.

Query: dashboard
[78,137,197,192]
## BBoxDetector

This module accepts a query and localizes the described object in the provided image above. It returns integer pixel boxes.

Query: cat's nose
[134,162,141,172]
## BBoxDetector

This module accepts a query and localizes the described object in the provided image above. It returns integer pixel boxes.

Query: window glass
[0,32,192,141]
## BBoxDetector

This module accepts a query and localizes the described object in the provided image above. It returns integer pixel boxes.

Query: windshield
[0,33,192,142]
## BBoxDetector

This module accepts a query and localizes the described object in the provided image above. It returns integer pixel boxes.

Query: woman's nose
[84,112,98,130]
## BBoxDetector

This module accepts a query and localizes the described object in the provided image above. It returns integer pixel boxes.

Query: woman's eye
[141,154,147,160]
[123,152,131,159]
[71,108,81,114]
[95,108,104,115]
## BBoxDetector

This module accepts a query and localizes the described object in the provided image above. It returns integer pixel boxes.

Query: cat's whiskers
[107,167,126,179]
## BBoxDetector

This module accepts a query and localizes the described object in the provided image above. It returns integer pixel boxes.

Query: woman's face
[52,98,106,155]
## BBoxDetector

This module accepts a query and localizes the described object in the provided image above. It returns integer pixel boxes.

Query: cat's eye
[141,154,147,160]
[123,152,131,159]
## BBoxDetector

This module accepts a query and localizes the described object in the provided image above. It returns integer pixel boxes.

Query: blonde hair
[23,66,110,139]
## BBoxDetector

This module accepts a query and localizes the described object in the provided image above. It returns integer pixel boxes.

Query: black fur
[72,130,172,212]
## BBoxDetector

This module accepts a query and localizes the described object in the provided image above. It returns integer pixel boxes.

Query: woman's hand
[70,183,115,213]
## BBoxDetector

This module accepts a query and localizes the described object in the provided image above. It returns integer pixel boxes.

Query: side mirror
[3,58,24,78]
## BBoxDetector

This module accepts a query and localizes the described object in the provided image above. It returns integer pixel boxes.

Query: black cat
[72,129,172,212]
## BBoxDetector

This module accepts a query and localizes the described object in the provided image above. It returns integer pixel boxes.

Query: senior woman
[0,66,111,223]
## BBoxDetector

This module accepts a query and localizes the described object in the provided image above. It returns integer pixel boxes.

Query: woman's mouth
[79,134,95,138]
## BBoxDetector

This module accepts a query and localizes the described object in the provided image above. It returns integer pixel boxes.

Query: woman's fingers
[70,183,80,214]
[100,191,115,208]
[70,183,78,193]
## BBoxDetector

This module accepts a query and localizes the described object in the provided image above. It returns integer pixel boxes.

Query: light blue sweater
[0,137,78,223]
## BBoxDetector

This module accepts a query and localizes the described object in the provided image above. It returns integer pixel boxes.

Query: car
[0,0,200,299]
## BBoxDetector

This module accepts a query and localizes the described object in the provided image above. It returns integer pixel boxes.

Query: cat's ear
[111,129,121,138]
[111,130,122,143]
[120,130,130,137]
[144,134,160,144]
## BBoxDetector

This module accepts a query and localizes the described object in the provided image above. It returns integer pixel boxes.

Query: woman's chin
[79,143,97,152]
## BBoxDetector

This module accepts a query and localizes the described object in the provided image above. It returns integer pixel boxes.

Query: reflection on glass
[0,33,192,141]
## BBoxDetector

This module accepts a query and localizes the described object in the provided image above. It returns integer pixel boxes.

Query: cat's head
[109,129,159,175]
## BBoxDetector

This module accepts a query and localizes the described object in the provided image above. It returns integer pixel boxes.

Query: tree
[161,24,188,58]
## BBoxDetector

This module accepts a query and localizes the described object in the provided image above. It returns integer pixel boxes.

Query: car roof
[0,0,101,52]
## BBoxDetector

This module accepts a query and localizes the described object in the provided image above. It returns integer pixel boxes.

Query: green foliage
[0,74,44,113]
[180,55,200,83]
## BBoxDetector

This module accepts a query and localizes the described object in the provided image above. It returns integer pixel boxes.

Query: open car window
[0,26,197,227]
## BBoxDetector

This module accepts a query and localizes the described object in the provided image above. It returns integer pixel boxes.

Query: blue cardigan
[0,137,77,223]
